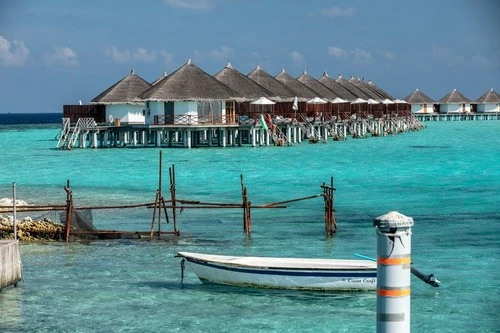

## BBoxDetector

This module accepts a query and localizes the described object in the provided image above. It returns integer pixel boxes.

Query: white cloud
[321,7,355,17]
[45,46,79,66]
[134,48,156,63]
[430,45,464,65]
[471,54,491,67]
[165,0,211,10]
[380,50,395,60]
[351,48,372,63]
[328,46,348,58]
[289,51,305,65]
[0,35,30,66]
[159,50,175,65]
[195,46,233,60]
[103,46,158,63]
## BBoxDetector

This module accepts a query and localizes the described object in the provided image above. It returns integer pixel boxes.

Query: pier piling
[374,211,413,333]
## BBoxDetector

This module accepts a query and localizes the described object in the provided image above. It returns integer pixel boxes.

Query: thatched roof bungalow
[274,69,322,114]
[335,74,372,100]
[90,69,151,124]
[348,77,383,101]
[404,89,435,114]
[437,89,472,113]
[214,62,274,100]
[296,70,338,101]
[317,72,357,102]
[138,59,243,125]
[367,80,395,100]
[246,65,297,102]
[275,69,318,101]
[214,62,278,118]
[247,65,298,114]
[475,88,500,112]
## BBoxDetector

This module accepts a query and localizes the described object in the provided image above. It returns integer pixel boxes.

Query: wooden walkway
[55,114,425,150]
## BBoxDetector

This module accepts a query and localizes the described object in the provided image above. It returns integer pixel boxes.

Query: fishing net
[59,209,96,232]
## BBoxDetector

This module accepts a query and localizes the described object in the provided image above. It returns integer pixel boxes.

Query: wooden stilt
[64,180,73,242]
[169,164,179,235]
[321,177,337,236]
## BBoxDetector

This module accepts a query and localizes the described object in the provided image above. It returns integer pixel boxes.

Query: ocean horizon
[0,120,499,332]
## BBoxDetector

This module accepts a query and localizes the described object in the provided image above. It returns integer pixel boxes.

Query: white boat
[177,252,377,291]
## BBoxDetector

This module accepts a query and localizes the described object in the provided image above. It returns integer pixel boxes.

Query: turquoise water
[0,121,499,332]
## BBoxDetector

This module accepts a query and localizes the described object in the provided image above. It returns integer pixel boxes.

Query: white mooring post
[373,211,414,333]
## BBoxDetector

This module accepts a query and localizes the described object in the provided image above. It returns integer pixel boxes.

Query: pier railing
[154,114,235,125]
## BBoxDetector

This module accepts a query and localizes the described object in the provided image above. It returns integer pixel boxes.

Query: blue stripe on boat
[187,258,377,278]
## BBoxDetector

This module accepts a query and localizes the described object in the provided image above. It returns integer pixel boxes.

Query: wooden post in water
[150,151,173,239]
[240,175,251,235]
[64,180,73,241]
[169,164,178,235]
[12,183,17,240]
[322,177,337,235]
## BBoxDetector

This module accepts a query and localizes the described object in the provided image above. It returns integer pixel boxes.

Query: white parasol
[306,97,327,104]
[331,97,348,104]
[351,98,367,114]
[251,97,276,105]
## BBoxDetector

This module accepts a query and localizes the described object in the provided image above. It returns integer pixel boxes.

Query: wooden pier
[414,112,500,122]
[55,112,425,150]
[0,240,22,291]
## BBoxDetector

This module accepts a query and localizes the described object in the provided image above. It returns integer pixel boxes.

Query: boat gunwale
[177,252,377,272]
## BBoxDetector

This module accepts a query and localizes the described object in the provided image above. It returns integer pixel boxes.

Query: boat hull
[178,252,377,291]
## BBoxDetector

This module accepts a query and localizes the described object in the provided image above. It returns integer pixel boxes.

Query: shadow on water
[138,280,375,302]
[409,145,451,149]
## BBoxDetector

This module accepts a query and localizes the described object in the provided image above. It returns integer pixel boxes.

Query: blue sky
[1,0,499,113]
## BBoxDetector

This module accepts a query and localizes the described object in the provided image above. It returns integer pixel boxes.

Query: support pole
[373,211,413,333]
[64,180,73,242]
[169,164,178,235]
[12,182,17,240]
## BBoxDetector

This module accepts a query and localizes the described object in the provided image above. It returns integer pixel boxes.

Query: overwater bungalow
[437,89,472,113]
[318,72,357,102]
[348,77,384,101]
[336,74,372,101]
[405,89,436,114]
[90,69,152,125]
[137,58,243,125]
[246,65,297,113]
[213,62,275,119]
[275,69,317,99]
[296,70,339,114]
[367,80,395,101]
[475,88,500,113]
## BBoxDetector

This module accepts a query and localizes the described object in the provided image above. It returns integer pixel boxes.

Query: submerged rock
[0,215,65,241]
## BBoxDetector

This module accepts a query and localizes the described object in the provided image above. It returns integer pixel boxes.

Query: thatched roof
[318,72,357,101]
[246,65,297,102]
[438,89,472,104]
[296,70,338,100]
[139,59,243,102]
[91,69,151,105]
[335,75,372,100]
[348,77,386,100]
[152,71,168,86]
[404,89,435,104]
[214,62,275,101]
[475,88,500,103]
[366,80,394,100]
[274,69,318,101]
